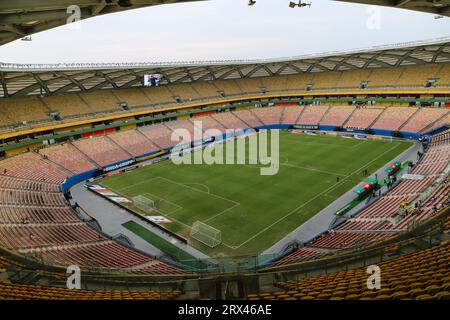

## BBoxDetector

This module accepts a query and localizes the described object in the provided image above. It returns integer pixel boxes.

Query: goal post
[190,221,222,248]
[132,195,155,213]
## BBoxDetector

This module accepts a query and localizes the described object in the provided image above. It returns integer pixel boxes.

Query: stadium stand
[211,111,248,130]
[260,76,287,92]
[213,80,243,96]
[191,82,220,99]
[252,107,284,125]
[367,68,403,88]
[0,153,68,184]
[0,97,50,125]
[165,119,196,141]
[138,124,175,149]
[233,109,264,127]
[248,242,450,300]
[436,64,450,87]
[111,88,151,108]
[42,94,94,118]
[0,282,181,300]
[396,65,441,87]
[72,136,131,167]
[281,106,304,124]
[236,79,262,95]
[320,106,356,126]
[286,74,314,91]
[297,105,329,124]
[370,107,418,131]
[141,86,174,105]
[312,72,341,89]
[401,107,449,133]
[191,115,226,134]
[344,107,385,130]
[79,91,121,113]
[169,84,201,101]
[108,129,159,157]
[336,70,371,89]
[39,143,98,174]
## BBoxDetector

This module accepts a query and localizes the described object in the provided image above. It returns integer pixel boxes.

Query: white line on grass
[143,192,183,216]
[157,176,241,206]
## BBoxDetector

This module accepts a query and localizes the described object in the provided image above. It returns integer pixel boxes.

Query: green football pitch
[100,131,412,257]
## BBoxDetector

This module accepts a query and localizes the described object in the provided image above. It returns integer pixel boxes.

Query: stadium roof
[0,37,449,98]
[0,1,449,47]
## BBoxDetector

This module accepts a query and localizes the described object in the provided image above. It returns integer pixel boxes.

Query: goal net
[190,221,222,248]
[132,195,155,213]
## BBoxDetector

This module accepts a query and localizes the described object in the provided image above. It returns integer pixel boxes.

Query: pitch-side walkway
[70,182,210,260]
[262,140,422,255]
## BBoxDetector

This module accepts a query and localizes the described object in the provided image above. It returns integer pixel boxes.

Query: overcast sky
[0,0,449,64]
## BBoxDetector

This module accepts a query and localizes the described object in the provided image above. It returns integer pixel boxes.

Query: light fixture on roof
[248,0,256,6]
[289,1,312,8]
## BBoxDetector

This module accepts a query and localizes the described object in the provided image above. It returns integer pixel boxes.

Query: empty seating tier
[371,107,418,131]
[72,136,130,167]
[39,143,97,174]
[108,130,159,157]
[320,106,355,126]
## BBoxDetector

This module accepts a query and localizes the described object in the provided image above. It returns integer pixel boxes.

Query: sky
[0,0,449,64]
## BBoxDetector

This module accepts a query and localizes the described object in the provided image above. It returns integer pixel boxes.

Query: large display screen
[143,74,162,87]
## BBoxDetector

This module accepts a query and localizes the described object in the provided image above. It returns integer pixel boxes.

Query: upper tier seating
[260,76,287,92]
[108,129,159,157]
[43,94,93,118]
[344,107,384,130]
[368,68,403,87]
[436,64,450,87]
[0,64,449,131]
[396,65,441,87]
[336,70,371,89]
[286,74,314,91]
[141,86,173,105]
[39,143,97,174]
[320,106,355,126]
[312,72,341,89]
[0,97,50,124]
[371,107,418,131]
[191,82,220,99]
[211,80,242,96]
[112,88,150,108]
[169,84,201,101]
[297,106,329,124]
[72,136,130,167]
[79,91,120,113]
[236,79,262,95]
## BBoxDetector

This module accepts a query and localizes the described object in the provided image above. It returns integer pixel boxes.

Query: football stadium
[0,0,449,305]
